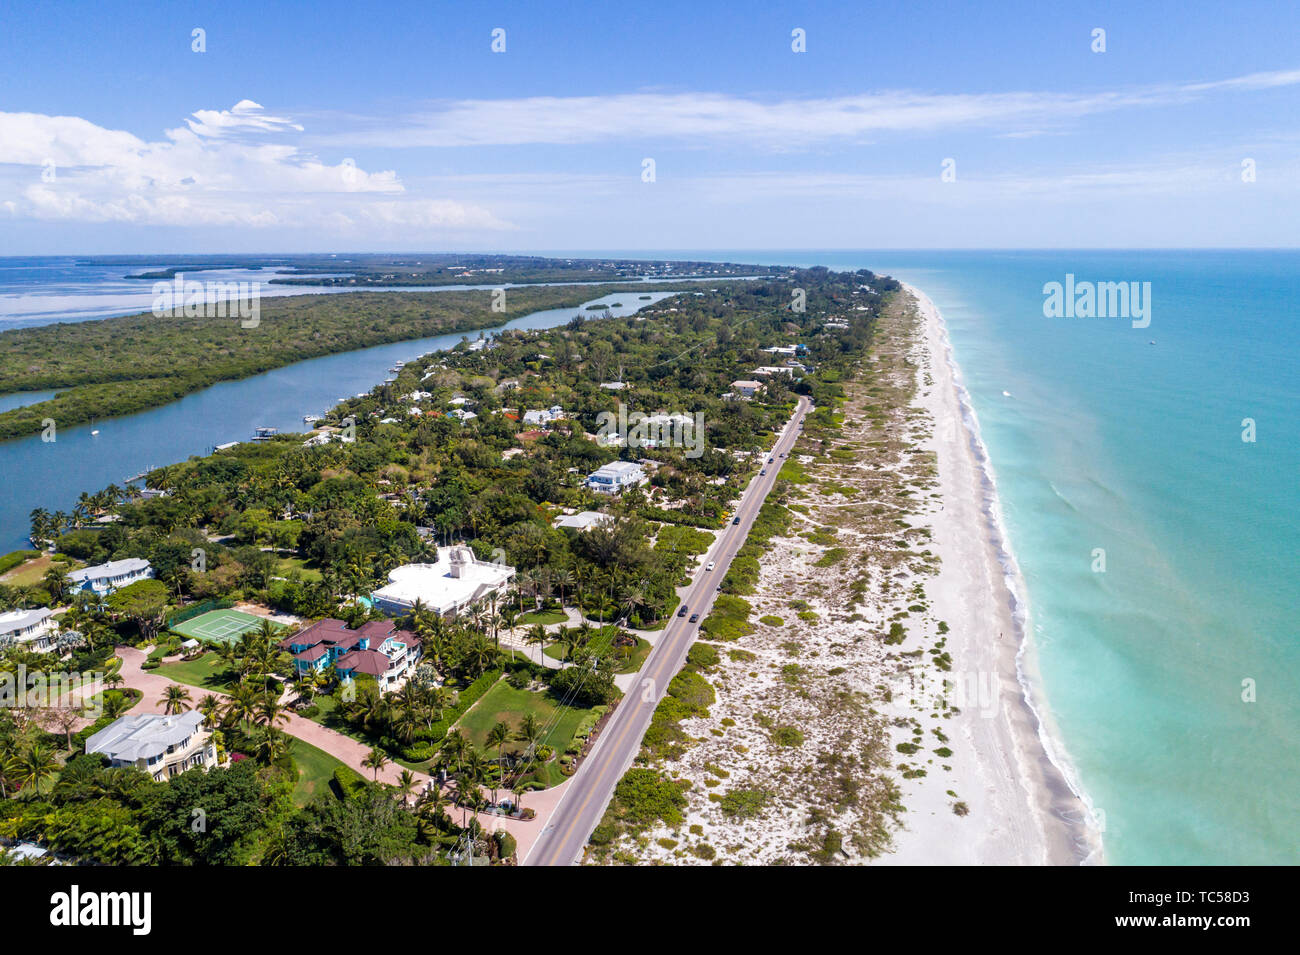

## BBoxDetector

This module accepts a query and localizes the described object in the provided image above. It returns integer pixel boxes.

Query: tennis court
[170,608,279,644]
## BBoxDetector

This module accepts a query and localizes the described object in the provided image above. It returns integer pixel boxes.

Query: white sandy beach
[884,283,1098,866]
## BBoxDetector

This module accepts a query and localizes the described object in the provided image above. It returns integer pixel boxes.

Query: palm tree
[415,785,450,837]
[223,682,261,726]
[486,721,511,799]
[252,725,290,765]
[7,742,60,796]
[525,624,549,664]
[160,684,192,715]
[254,695,289,729]
[0,731,21,798]
[362,747,390,781]
[516,713,541,756]
[500,607,519,647]
[197,694,223,725]
[450,775,478,828]
[101,690,130,721]
[511,779,529,816]
[290,672,318,706]
[439,729,468,774]
[394,768,417,804]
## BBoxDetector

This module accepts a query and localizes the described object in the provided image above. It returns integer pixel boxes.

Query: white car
[706,561,716,571]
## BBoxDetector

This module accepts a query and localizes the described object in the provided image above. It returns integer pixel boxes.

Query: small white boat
[90,429,100,436]
[1001,391,1012,398]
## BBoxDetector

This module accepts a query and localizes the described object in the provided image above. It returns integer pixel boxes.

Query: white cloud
[318,68,1300,150]
[0,102,511,232]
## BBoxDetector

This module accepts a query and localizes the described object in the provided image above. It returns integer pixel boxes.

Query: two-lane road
[525,395,812,865]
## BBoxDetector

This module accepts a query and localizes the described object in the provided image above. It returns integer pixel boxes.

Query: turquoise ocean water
[835,251,1298,864]
[594,249,1297,865]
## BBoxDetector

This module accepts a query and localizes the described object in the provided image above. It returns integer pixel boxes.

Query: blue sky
[2,0,1298,252]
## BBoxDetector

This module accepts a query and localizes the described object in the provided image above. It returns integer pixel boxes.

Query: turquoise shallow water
[838,251,1299,864]
[594,248,1297,864]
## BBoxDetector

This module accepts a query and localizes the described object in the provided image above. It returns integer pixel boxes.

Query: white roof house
[0,607,56,651]
[731,380,762,397]
[599,381,628,391]
[66,558,152,596]
[522,405,565,426]
[586,460,647,494]
[371,546,515,617]
[553,511,614,532]
[752,366,796,377]
[86,712,216,781]
[447,408,478,423]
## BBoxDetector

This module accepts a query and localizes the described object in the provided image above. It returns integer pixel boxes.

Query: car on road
[760,469,767,475]
[677,606,688,618]
[768,457,774,463]
[733,516,740,524]
[688,613,700,623]
[706,561,715,571]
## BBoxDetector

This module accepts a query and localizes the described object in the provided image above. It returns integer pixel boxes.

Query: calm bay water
[0,273,675,553]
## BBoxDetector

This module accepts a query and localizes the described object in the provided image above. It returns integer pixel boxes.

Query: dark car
[688,613,700,623]
[768,457,774,463]
[677,606,688,618]
[732,516,741,525]
[760,469,767,476]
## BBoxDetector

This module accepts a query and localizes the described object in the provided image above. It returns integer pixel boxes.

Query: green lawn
[519,608,567,626]
[455,680,594,774]
[1,553,80,587]
[276,556,324,583]
[155,652,239,693]
[288,738,346,806]
[543,626,651,673]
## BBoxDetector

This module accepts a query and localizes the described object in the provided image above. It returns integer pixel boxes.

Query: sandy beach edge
[901,281,1103,866]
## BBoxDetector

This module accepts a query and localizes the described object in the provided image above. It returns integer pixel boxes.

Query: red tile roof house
[280,619,421,693]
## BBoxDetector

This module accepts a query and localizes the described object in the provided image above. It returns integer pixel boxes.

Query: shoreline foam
[900,281,1101,866]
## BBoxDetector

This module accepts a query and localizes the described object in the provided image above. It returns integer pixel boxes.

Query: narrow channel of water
[0,291,676,552]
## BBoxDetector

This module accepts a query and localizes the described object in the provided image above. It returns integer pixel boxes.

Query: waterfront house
[86,712,217,782]
[66,558,153,596]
